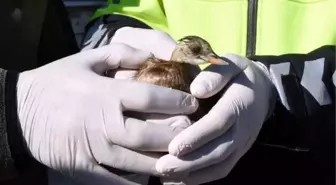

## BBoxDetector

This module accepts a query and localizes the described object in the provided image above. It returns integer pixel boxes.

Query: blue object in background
[63,0,106,7]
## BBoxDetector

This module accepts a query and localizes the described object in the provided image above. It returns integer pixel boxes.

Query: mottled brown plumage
[134,35,227,121]
[134,57,191,93]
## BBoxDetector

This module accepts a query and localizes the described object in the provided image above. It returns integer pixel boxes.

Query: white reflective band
[300,58,332,106]
[269,62,290,110]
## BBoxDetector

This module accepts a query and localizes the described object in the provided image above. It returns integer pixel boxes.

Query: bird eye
[189,44,202,54]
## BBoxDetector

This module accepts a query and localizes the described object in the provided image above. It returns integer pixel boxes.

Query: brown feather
[134,57,192,93]
[133,36,223,122]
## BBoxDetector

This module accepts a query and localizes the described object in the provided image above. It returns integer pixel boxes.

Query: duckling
[134,35,227,92]
[134,35,228,121]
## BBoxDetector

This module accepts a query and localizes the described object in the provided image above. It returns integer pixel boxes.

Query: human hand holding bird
[16,43,199,185]
[134,35,228,92]
[134,35,228,122]
[110,27,276,185]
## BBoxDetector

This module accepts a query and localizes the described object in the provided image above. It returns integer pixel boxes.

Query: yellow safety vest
[91,0,335,69]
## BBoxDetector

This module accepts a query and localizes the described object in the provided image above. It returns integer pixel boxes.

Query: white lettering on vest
[300,58,332,106]
[332,70,336,87]
[269,63,290,110]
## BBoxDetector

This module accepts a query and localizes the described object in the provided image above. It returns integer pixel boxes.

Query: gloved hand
[110,27,177,60]
[107,27,183,80]
[156,54,276,185]
[16,43,198,185]
[105,27,276,184]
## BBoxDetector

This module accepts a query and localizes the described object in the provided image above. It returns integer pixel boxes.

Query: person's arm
[251,45,335,151]
[81,14,152,50]
[0,69,32,182]
[0,68,16,181]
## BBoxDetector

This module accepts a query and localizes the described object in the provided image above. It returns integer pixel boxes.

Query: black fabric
[240,45,335,185]
[0,0,79,72]
[1,0,78,184]
[1,0,47,71]
[81,14,151,49]
[0,69,17,181]
[5,70,35,175]
[37,0,79,67]
[250,45,335,150]
[197,46,335,185]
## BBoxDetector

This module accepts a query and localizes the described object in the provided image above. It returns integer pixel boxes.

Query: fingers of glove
[190,54,249,98]
[145,115,193,128]
[74,43,153,74]
[167,86,242,156]
[156,129,235,175]
[108,80,198,114]
[106,116,188,151]
[169,73,262,156]
[161,152,238,185]
[73,163,139,185]
[111,27,177,60]
[106,69,137,80]
[92,144,165,176]
[169,70,257,156]
[124,112,193,129]
[190,70,225,99]
[134,113,193,128]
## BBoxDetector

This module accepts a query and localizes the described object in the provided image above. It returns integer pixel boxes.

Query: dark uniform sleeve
[1,0,79,183]
[0,69,17,181]
[0,69,46,185]
[214,46,335,185]
[81,14,151,50]
[250,45,335,153]
[0,69,30,182]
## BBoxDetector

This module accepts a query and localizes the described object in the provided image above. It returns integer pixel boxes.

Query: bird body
[134,57,191,93]
[134,35,227,121]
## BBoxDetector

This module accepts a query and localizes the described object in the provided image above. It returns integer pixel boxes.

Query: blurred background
[63,0,106,46]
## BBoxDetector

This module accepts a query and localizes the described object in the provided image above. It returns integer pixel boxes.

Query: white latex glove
[156,54,276,185]
[107,27,195,80]
[102,27,276,184]
[16,43,198,185]
[111,27,177,60]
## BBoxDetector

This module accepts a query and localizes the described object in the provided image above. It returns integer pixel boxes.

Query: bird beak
[204,53,229,65]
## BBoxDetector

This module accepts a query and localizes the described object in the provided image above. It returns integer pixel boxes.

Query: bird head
[170,36,228,66]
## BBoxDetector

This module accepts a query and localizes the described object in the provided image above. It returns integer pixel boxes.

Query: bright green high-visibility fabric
[91,0,169,31]
[256,0,335,56]
[92,0,335,69]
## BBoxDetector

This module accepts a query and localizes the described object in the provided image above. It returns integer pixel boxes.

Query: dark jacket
[0,0,78,184]
[82,15,336,185]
